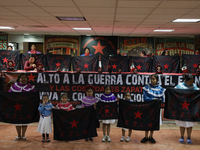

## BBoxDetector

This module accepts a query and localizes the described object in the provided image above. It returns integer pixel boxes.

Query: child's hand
[153,98,158,100]
[43,101,46,106]
[117,97,120,101]
[81,106,85,108]
[94,103,96,109]
[66,109,69,112]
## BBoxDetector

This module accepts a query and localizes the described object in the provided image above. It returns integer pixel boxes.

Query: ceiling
[0,0,200,37]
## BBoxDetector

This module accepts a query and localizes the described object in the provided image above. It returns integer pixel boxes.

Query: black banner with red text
[164,88,200,121]
[0,92,40,124]
[53,106,97,141]
[117,100,161,131]
[4,72,200,106]
[96,102,118,120]
[152,55,180,73]
[182,54,200,73]
[0,50,20,70]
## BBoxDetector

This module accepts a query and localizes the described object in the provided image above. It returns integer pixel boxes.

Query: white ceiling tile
[49,12,82,17]
[117,8,154,14]
[158,1,200,8]
[79,8,115,13]
[42,7,79,13]
[118,1,161,8]
[0,0,35,6]
[151,8,192,15]
[74,0,115,7]
[116,14,148,19]
[29,0,75,6]
[5,6,45,12]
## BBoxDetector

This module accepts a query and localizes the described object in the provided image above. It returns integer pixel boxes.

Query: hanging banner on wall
[155,38,194,56]
[5,72,200,106]
[0,34,8,50]
[45,36,79,56]
[80,36,118,56]
[119,37,154,56]
[182,54,200,73]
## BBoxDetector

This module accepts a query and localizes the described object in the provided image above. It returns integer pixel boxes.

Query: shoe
[42,139,45,142]
[186,138,192,144]
[102,135,106,142]
[89,137,93,141]
[149,137,156,143]
[21,137,27,141]
[120,136,125,142]
[179,138,184,144]
[46,138,50,142]
[85,138,89,141]
[107,135,111,142]
[14,136,21,141]
[141,137,148,143]
[126,136,131,142]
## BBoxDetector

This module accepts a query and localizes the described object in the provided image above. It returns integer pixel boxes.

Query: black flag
[152,55,180,73]
[53,106,97,141]
[182,54,200,73]
[100,54,109,72]
[0,92,40,124]
[129,56,153,72]
[164,88,200,121]
[96,102,118,120]
[109,56,129,72]
[72,54,99,71]
[117,100,161,131]
[0,50,20,70]
[19,53,46,70]
[45,54,71,71]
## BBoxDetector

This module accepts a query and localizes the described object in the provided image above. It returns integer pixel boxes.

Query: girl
[24,55,38,71]
[9,73,35,141]
[37,94,54,142]
[28,44,41,54]
[141,74,165,143]
[81,85,99,141]
[56,93,74,111]
[81,47,92,56]
[120,92,133,142]
[175,74,199,144]
[139,51,147,57]
[99,85,117,142]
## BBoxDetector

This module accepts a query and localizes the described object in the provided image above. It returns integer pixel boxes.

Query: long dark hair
[104,85,111,92]
[150,74,159,82]
[141,51,146,56]
[84,47,90,53]
[161,49,169,56]
[184,73,193,81]
[17,73,27,82]
[29,55,36,63]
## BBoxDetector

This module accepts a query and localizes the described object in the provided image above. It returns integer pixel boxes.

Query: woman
[24,55,38,71]
[139,51,147,57]
[28,44,41,54]
[9,73,36,141]
[194,49,199,55]
[161,49,169,56]
[175,73,199,144]
[81,47,92,56]
[141,74,165,143]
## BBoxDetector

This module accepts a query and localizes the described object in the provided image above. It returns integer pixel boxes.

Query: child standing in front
[37,94,54,142]
[99,85,117,142]
[81,85,99,141]
[56,93,75,111]
[120,92,133,142]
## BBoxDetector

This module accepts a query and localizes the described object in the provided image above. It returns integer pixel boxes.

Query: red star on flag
[193,63,198,68]
[27,73,36,82]
[181,100,190,110]
[105,109,110,113]
[3,57,8,63]
[56,62,61,67]
[136,64,142,70]
[134,110,143,119]
[163,63,169,69]
[112,64,117,69]
[13,102,22,111]
[84,63,89,69]
[92,41,106,55]
[70,119,79,128]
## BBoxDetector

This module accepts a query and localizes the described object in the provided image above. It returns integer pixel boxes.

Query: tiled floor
[0,122,200,150]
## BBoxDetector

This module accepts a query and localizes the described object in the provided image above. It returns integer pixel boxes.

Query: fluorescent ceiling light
[73,28,92,30]
[57,17,85,21]
[0,26,15,29]
[154,29,175,32]
[172,19,200,23]
[24,33,29,35]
